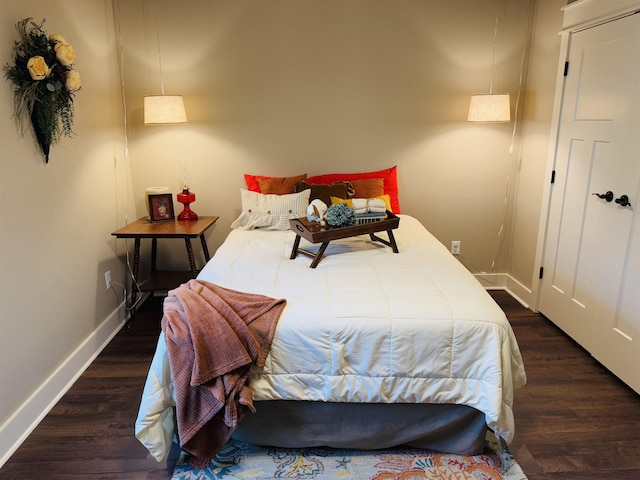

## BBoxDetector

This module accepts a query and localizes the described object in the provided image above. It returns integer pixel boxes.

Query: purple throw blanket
[162,279,286,466]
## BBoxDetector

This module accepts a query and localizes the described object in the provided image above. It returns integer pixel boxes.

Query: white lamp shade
[144,95,187,124]
[467,94,511,122]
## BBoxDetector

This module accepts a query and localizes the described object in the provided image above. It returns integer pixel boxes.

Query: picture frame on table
[148,193,175,222]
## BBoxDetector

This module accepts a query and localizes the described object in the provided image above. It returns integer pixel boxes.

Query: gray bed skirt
[232,401,488,456]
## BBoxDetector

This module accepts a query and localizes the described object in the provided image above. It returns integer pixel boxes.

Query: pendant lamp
[143,4,187,125]
[468,2,510,123]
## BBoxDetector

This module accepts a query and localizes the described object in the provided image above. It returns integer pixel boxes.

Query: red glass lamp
[177,174,198,221]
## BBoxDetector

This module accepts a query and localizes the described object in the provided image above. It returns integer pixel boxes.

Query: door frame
[531,0,640,312]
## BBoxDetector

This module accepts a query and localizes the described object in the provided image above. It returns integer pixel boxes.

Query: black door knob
[592,191,614,202]
[615,195,631,207]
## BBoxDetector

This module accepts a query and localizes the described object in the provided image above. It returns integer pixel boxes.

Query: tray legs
[290,234,302,260]
[290,230,398,268]
[290,235,330,268]
[370,230,399,253]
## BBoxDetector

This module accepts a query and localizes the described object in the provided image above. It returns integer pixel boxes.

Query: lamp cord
[489,0,534,273]
[112,0,144,314]
[153,3,165,95]
[142,0,165,96]
[489,12,499,94]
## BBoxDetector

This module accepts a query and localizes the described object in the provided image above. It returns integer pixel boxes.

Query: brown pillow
[350,178,385,198]
[258,174,308,194]
[294,181,354,206]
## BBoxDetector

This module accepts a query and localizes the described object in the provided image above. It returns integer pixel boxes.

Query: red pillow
[244,173,307,193]
[307,166,400,213]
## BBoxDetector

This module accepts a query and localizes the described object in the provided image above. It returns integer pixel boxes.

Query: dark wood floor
[1,291,639,479]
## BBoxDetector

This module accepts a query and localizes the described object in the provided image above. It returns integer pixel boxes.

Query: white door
[539,13,640,393]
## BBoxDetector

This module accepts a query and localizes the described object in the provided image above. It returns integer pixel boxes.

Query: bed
[135,169,527,463]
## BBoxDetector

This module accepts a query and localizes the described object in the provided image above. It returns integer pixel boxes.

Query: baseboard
[474,273,534,310]
[474,272,509,289]
[504,275,534,310]
[0,304,128,468]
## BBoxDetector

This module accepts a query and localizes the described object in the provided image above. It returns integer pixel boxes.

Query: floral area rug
[171,431,527,479]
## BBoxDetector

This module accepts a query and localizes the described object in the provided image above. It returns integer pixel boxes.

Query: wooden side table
[111,216,219,325]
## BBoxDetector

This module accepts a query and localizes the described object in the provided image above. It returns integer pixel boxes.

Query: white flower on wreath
[65,69,82,92]
[54,41,76,67]
[26,55,50,80]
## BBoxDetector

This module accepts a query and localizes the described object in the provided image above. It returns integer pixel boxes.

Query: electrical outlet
[105,270,112,290]
[451,241,461,255]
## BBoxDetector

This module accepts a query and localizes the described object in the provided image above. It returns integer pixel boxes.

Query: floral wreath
[3,18,81,163]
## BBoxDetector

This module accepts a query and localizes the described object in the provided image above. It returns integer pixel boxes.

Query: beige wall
[0,0,566,466]
[115,0,549,277]
[508,0,566,306]
[0,0,132,462]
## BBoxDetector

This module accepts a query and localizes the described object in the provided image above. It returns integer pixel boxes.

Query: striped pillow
[231,189,311,230]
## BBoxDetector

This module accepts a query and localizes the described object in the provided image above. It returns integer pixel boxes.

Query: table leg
[126,237,141,330]
[310,242,330,268]
[151,237,158,273]
[387,230,399,253]
[185,238,198,278]
[131,238,141,307]
[290,235,302,259]
[370,231,399,253]
[200,234,211,261]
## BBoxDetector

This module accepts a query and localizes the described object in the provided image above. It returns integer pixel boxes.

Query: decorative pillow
[244,173,307,193]
[331,194,392,213]
[231,189,311,230]
[375,194,392,212]
[294,180,354,206]
[307,166,400,213]
[349,178,385,199]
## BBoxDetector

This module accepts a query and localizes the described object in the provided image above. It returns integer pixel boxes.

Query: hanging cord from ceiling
[153,5,166,96]
[489,5,500,95]
[457,0,535,280]
[486,0,535,275]
[111,0,143,313]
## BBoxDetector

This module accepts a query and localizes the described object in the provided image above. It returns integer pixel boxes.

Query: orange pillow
[307,166,400,213]
[258,175,308,194]
[350,178,385,199]
[244,173,307,194]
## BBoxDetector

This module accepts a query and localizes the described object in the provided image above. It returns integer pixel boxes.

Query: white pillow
[230,189,311,230]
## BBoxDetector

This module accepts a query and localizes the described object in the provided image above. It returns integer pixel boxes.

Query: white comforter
[135,215,526,461]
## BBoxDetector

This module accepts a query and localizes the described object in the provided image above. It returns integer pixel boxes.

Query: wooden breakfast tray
[289,212,400,268]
